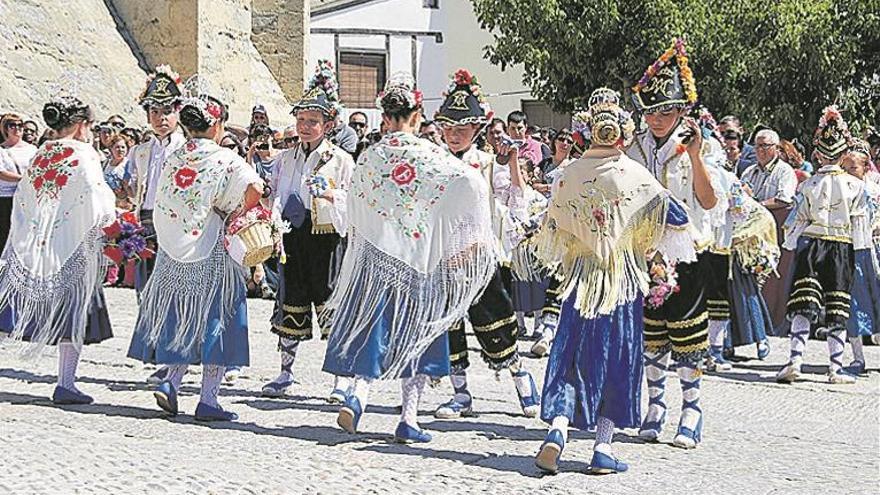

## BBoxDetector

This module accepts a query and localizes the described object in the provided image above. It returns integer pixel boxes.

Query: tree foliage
[471,0,880,143]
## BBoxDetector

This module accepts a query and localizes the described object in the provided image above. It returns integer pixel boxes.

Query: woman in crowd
[0,95,116,404]
[127,83,263,421]
[534,128,574,196]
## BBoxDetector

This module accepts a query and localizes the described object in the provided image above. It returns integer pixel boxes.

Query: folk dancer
[322,74,496,442]
[0,94,115,404]
[431,69,541,419]
[626,39,727,449]
[262,61,355,400]
[534,88,696,474]
[127,84,263,420]
[776,106,870,384]
[840,139,880,375]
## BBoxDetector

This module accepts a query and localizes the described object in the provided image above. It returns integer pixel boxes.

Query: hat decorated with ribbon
[813,105,852,161]
[632,38,698,113]
[291,60,341,119]
[138,65,184,109]
[434,69,494,126]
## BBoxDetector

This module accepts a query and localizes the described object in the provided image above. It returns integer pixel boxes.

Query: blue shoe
[587,451,629,474]
[261,374,295,398]
[337,395,363,434]
[52,386,93,405]
[393,422,432,443]
[146,366,169,385]
[434,396,474,419]
[513,370,540,418]
[706,347,732,372]
[153,381,179,415]
[194,402,238,422]
[327,388,350,404]
[757,340,771,360]
[673,413,703,449]
[846,360,866,376]
[535,429,565,474]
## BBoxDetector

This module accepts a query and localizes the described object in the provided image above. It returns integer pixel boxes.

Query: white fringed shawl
[0,139,115,355]
[327,132,497,379]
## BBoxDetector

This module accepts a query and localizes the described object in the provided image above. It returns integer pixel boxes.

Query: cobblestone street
[1,288,878,494]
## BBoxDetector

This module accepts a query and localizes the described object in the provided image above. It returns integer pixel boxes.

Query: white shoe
[827,369,857,384]
[775,363,802,383]
[224,366,242,384]
[531,336,551,357]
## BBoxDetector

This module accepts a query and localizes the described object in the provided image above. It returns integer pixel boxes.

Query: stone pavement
[1,288,878,494]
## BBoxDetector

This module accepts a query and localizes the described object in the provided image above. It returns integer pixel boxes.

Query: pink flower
[591,207,607,227]
[390,162,416,186]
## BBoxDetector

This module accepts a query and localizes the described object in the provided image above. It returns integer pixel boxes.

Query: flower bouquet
[225,206,290,267]
[646,254,680,309]
[103,211,155,265]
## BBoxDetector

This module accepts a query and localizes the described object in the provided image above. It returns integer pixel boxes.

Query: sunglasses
[556,136,574,144]
[4,122,23,130]
[350,121,367,129]
[283,137,299,145]
[222,143,239,151]
[256,142,271,151]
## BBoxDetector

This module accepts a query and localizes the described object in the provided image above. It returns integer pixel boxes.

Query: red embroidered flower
[186,140,198,152]
[174,167,198,189]
[390,162,416,186]
[33,176,44,189]
[55,174,68,187]
[388,137,401,147]
[44,169,58,181]
[34,155,50,169]
[68,159,79,168]
[592,207,607,227]
[48,147,73,164]
[469,162,480,169]
[413,231,421,239]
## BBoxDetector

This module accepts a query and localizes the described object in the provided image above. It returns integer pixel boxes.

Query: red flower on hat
[103,245,124,264]
[121,211,139,224]
[174,167,198,189]
[206,102,223,120]
[390,162,416,186]
[453,69,474,86]
[103,221,122,239]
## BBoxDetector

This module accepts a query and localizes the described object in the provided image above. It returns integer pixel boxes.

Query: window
[423,0,439,8]
[338,51,387,108]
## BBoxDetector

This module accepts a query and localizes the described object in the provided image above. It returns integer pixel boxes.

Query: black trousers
[448,265,519,371]
[786,238,855,331]
[0,196,12,254]
[644,252,710,363]
[271,216,340,340]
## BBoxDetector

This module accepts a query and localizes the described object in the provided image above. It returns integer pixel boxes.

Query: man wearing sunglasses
[740,129,797,211]
[348,111,369,161]
[21,120,39,146]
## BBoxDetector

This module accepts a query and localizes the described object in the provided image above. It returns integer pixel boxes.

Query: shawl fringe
[0,228,106,358]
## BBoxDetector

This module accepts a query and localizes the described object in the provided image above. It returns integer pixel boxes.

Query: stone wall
[0,0,147,124]
[111,0,307,126]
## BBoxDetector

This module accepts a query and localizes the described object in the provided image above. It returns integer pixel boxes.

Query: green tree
[471,0,880,144]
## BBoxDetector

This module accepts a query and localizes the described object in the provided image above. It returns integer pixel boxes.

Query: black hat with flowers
[292,60,341,120]
[632,39,698,113]
[814,105,852,161]
[139,65,183,109]
[434,69,494,126]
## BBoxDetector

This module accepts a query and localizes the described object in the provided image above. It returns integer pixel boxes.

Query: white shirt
[269,139,350,234]
[127,133,186,210]
[741,157,798,204]
[0,141,37,197]
[0,147,19,197]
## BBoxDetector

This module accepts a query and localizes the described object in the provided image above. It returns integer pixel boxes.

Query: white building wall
[310,0,533,130]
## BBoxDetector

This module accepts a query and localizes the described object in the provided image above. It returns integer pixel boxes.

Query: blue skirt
[0,288,113,346]
[127,285,250,367]
[322,295,450,379]
[847,248,880,338]
[727,258,772,347]
[511,277,550,313]
[540,291,644,430]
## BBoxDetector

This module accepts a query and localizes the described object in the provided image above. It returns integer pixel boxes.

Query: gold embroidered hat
[139,65,183,109]
[814,105,852,161]
[434,69,494,126]
[291,60,341,119]
[632,39,698,113]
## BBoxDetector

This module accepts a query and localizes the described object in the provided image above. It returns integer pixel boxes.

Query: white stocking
[400,375,428,429]
[200,365,225,408]
[57,342,81,391]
